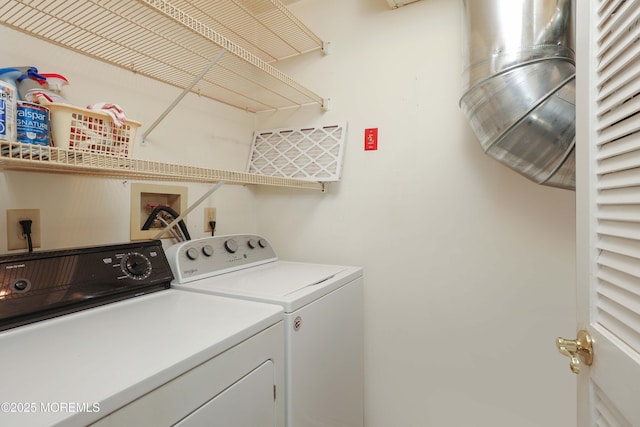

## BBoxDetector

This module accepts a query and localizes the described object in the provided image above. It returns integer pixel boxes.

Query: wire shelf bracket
[143,49,227,141]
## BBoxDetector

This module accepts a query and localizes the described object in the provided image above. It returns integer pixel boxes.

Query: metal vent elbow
[459,0,576,190]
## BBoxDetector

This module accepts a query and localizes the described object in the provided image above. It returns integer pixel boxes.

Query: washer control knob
[224,239,239,253]
[258,239,267,248]
[13,279,29,292]
[186,247,200,260]
[122,252,152,280]
[248,239,258,249]
[202,245,214,257]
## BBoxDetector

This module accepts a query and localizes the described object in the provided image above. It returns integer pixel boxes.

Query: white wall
[0,25,259,251]
[0,1,577,426]
[254,1,578,426]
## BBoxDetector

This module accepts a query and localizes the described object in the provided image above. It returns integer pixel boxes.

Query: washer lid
[190,262,348,297]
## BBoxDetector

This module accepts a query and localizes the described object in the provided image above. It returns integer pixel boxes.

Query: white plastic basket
[45,102,140,157]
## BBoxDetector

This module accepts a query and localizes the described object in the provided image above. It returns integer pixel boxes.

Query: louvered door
[575,0,640,425]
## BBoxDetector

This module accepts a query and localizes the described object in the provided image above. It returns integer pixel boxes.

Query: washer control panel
[166,234,277,284]
[0,240,173,331]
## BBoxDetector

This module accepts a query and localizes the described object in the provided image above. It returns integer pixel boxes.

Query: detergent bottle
[41,73,69,93]
[0,68,21,142]
[15,66,47,100]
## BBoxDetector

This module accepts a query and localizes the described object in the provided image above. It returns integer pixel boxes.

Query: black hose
[141,205,191,241]
[19,220,34,253]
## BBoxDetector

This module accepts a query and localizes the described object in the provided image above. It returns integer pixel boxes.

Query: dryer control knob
[248,239,258,249]
[258,239,267,248]
[224,239,239,253]
[202,245,214,257]
[186,247,199,260]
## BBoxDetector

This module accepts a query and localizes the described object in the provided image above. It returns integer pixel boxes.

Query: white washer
[166,234,364,427]
[0,241,285,427]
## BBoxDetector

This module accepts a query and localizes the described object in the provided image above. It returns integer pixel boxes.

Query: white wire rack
[165,0,324,62]
[247,123,347,181]
[0,141,325,191]
[0,0,327,112]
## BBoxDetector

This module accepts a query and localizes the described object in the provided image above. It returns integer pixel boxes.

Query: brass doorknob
[556,330,593,374]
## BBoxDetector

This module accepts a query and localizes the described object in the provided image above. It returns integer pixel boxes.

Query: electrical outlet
[7,209,41,251]
[204,208,217,233]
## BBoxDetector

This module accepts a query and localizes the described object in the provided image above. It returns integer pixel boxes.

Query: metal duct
[459,0,575,190]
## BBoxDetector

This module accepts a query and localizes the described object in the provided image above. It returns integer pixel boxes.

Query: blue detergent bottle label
[0,69,19,142]
[0,96,6,139]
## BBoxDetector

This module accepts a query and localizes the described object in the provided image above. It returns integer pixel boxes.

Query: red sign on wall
[364,128,378,151]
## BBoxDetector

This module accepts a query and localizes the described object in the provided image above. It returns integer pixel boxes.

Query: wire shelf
[0,0,326,112]
[0,141,324,191]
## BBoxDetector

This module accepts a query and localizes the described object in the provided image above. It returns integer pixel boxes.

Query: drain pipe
[459,0,576,190]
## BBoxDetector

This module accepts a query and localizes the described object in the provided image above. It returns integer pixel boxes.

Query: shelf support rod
[143,49,227,141]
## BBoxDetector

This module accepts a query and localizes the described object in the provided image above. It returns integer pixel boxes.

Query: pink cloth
[86,102,127,126]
